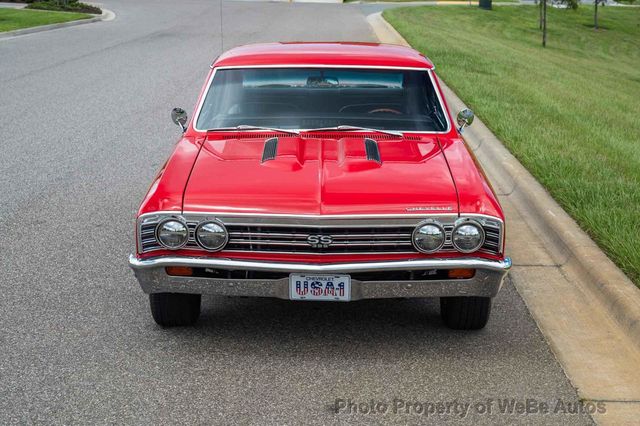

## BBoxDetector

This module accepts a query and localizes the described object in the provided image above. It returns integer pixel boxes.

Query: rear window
[196,67,448,132]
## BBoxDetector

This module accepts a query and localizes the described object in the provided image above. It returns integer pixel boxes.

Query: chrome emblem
[406,206,454,212]
[307,234,333,248]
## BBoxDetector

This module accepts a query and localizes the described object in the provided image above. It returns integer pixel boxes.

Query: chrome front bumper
[128,255,511,300]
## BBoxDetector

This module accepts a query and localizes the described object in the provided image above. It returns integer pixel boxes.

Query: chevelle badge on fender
[128,42,511,329]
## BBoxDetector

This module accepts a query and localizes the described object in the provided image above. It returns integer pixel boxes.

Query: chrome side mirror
[171,107,188,132]
[456,108,474,133]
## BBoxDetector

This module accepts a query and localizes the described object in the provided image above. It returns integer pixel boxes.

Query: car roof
[212,42,434,69]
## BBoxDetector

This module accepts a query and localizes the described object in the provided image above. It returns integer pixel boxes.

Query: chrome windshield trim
[192,65,452,134]
[129,254,511,274]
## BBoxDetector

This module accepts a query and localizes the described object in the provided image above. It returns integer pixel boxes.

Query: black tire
[149,293,201,327]
[440,296,492,330]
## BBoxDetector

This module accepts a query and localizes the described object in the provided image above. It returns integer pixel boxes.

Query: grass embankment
[384,6,640,286]
[0,8,90,32]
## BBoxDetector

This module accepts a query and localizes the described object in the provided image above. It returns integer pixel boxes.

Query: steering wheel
[367,108,403,115]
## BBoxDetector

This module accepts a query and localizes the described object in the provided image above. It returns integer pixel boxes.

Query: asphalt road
[0,1,592,424]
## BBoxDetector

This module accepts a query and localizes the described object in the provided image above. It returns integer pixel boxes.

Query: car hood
[182,135,458,215]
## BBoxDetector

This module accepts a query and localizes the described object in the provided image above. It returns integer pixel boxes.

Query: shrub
[26,0,102,14]
[552,0,580,10]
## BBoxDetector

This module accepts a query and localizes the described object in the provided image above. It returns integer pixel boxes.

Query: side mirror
[171,108,188,132]
[456,108,474,133]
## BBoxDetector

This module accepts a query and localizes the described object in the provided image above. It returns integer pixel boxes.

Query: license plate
[289,274,351,301]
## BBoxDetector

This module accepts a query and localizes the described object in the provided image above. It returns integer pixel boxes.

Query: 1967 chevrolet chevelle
[129,42,511,329]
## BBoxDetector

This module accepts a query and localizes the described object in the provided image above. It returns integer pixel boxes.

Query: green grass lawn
[385,6,640,286]
[0,8,90,32]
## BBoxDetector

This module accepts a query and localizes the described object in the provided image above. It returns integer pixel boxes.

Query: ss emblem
[307,234,333,248]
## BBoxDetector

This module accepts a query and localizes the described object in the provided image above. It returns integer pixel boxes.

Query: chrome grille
[138,214,503,255]
[222,224,416,254]
[482,221,502,253]
[140,222,162,252]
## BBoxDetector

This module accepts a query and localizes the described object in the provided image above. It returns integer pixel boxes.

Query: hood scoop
[364,138,381,163]
[261,137,279,163]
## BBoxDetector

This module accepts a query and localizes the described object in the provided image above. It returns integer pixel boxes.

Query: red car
[129,43,510,330]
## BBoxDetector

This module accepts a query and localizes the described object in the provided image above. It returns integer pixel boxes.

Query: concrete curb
[367,11,640,346]
[0,7,115,40]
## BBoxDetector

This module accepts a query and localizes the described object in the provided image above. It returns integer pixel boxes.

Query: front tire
[440,296,492,330]
[149,293,201,327]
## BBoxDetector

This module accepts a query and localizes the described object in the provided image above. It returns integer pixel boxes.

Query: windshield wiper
[305,125,403,138]
[206,125,300,136]
[206,125,403,138]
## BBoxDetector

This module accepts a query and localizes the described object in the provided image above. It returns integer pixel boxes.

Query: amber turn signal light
[447,268,475,279]
[165,266,193,276]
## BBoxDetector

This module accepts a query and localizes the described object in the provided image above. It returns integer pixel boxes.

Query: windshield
[195,68,448,132]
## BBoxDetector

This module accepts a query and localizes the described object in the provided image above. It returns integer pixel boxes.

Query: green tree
[557,0,579,9]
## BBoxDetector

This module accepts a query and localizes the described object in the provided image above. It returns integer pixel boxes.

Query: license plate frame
[289,274,351,302]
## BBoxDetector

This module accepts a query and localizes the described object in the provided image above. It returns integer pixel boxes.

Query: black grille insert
[223,224,415,254]
[188,268,461,281]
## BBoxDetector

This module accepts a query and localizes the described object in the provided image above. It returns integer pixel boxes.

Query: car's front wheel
[440,296,492,330]
[149,293,201,327]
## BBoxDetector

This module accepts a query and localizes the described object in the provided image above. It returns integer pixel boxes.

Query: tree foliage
[554,0,580,10]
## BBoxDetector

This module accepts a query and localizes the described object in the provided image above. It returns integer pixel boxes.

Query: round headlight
[412,222,445,253]
[196,221,228,251]
[156,219,189,249]
[452,221,485,253]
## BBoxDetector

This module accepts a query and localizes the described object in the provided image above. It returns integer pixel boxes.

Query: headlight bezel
[451,219,485,253]
[195,219,229,252]
[155,217,189,250]
[412,220,446,254]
